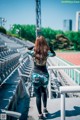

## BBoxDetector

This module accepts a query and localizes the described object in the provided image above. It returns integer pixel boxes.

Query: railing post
[78,73,80,85]
[79,74,80,85]
[48,70,52,99]
[61,93,65,120]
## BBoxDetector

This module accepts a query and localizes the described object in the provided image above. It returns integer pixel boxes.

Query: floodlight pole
[35,0,41,37]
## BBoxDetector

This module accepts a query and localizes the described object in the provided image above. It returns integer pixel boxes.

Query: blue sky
[0,0,80,31]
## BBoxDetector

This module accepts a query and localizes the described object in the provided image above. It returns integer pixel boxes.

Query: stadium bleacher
[0,32,34,119]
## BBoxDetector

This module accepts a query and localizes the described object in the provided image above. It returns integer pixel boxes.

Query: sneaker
[43,109,48,114]
[43,109,48,117]
[38,114,44,120]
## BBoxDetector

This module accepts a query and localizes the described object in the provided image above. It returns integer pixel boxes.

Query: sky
[0,0,80,31]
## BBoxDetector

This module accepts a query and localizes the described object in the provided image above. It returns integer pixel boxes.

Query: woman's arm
[48,49,56,57]
[50,47,56,56]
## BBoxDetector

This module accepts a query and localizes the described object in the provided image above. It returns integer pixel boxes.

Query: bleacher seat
[0,32,34,118]
[18,56,33,83]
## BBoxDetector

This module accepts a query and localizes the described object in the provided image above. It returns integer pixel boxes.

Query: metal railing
[60,86,80,120]
[48,65,80,120]
[48,57,80,85]
[48,65,80,99]
[1,109,21,119]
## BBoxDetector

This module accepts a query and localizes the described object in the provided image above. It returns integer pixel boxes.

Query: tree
[8,24,80,50]
[10,24,36,42]
[65,31,80,50]
[0,27,6,34]
[42,27,56,39]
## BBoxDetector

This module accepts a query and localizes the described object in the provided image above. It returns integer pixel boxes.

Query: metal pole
[60,86,80,120]
[48,70,52,99]
[35,0,41,37]
[61,93,65,120]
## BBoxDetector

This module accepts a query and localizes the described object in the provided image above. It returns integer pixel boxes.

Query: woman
[28,36,56,120]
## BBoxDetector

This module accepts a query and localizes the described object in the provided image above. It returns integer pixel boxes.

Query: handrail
[1,109,21,119]
[60,86,80,120]
[48,65,80,70]
[48,57,80,84]
[60,86,80,93]
[48,65,80,99]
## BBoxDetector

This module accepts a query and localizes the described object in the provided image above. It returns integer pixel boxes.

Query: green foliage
[55,30,64,35]
[41,27,56,39]
[52,34,70,50]
[9,24,36,42]
[65,31,80,50]
[8,24,80,51]
[0,27,7,34]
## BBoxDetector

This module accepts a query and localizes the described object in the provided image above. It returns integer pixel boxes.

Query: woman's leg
[42,86,47,108]
[34,87,42,114]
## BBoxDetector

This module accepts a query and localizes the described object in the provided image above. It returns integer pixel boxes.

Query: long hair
[34,36,50,61]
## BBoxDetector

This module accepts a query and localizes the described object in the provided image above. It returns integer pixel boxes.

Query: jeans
[34,86,48,114]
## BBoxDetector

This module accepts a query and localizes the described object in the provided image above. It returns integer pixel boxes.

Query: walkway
[28,97,80,120]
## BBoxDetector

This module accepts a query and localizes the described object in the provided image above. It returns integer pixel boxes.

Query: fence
[48,57,80,85]
[48,65,80,120]
[48,65,80,99]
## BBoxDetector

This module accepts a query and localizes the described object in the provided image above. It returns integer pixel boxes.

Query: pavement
[27,97,80,120]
